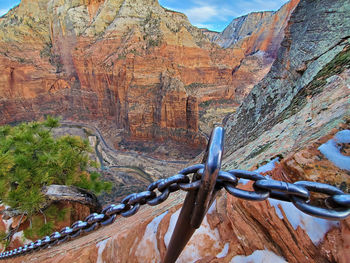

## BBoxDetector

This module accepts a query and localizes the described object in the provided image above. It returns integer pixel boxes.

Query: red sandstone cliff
[0,0,298,146]
[1,0,350,262]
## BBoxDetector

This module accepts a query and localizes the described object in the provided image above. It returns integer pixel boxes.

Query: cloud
[185,5,218,24]
[180,4,236,29]
[184,0,288,30]
[0,9,9,16]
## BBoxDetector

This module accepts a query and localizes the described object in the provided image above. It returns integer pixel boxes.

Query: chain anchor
[163,126,224,263]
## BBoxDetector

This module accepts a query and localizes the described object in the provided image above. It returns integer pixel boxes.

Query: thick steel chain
[1,164,349,259]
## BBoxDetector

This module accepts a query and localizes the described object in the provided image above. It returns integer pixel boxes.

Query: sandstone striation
[0,0,298,147]
[212,0,300,57]
[6,133,349,262]
[2,0,350,262]
[198,0,299,135]
[224,0,350,160]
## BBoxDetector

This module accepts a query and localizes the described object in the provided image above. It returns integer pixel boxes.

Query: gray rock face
[210,0,300,62]
[212,11,274,48]
[224,0,350,159]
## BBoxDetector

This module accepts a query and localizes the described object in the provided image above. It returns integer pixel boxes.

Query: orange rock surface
[6,130,349,262]
[0,0,297,146]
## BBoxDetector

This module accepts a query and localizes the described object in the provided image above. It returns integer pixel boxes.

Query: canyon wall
[3,1,350,262]
[0,0,298,147]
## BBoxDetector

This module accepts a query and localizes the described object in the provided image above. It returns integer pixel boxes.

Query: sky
[0,0,20,17]
[0,0,289,32]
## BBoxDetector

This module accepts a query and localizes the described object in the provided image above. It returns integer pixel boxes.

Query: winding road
[60,121,191,166]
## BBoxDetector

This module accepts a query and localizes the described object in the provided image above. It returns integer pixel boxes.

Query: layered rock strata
[0,0,298,146]
[4,1,350,262]
[6,0,348,262]
[6,132,349,262]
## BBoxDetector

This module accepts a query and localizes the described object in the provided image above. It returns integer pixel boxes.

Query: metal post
[163,126,224,263]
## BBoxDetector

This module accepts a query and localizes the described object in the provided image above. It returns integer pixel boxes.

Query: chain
[1,164,349,259]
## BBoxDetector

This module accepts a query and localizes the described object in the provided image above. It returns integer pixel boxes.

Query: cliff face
[201,0,299,109]
[211,0,299,57]
[0,0,298,147]
[212,11,274,49]
[0,0,217,147]
[223,0,350,162]
[3,1,350,262]
[0,0,206,147]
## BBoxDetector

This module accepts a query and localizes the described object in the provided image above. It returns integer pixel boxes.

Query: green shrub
[0,116,112,217]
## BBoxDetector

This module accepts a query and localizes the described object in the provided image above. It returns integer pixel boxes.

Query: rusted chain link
[1,164,349,259]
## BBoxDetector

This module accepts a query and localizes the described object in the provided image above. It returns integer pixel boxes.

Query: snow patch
[2,218,13,230]
[238,178,250,185]
[335,129,350,143]
[135,211,168,262]
[230,250,287,263]
[179,216,221,262]
[96,238,110,263]
[164,209,180,248]
[318,129,350,171]
[216,242,229,258]
[164,208,222,262]
[268,199,339,244]
[238,158,279,185]
[207,200,217,214]
[12,231,31,245]
[255,158,279,174]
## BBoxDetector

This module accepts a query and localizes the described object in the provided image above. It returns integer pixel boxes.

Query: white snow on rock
[164,208,221,263]
[268,199,339,244]
[255,158,280,174]
[230,250,287,263]
[207,200,217,214]
[238,158,279,185]
[217,242,230,258]
[12,231,31,245]
[318,129,350,171]
[164,209,180,249]
[2,218,13,230]
[96,238,110,263]
[335,129,350,143]
[135,211,168,262]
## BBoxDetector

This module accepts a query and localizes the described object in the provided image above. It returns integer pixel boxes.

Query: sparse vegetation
[244,142,274,161]
[199,98,234,108]
[277,44,350,123]
[40,42,52,58]
[142,11,163,49]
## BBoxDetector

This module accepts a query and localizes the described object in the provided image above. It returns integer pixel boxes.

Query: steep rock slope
[212,11,274,49]
[0,0,298,147]
[5,1,350,262]
[7,129,350,262]
[198,0,299,134]
[217,0,300,100]
[223,0,350,164]
[211,0,299,56]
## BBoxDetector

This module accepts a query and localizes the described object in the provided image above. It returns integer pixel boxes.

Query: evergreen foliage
[0,117,112,218]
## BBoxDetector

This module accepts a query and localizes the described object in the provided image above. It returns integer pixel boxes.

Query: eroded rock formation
[2,0,349,262]
[0,0,298,147]
[5,130,350,262]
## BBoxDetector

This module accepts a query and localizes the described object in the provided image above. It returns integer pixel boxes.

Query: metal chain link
[1,164,349,259]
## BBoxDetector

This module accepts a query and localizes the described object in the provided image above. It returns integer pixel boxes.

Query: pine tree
[0,117,111,241]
